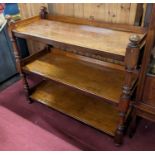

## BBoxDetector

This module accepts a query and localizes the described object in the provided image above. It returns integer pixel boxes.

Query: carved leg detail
[114,110,127,145]
[115,83,131,146]
[114,124,124,146]
[5,16,32,104]
[20,72,32,103]
[114,34,141,145]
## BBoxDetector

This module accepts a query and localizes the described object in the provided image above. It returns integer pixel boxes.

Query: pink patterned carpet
[0,74,155,150]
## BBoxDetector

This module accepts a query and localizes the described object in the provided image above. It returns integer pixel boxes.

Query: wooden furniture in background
[129,4,155,136]
[141,74,155,119]
[6,5,149,145]
[129,75,155,135]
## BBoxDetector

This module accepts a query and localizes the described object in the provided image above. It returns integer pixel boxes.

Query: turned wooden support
[40,6,48,19]
[5,15,31,103]
[125,34,140,71]
[114,34,140,145]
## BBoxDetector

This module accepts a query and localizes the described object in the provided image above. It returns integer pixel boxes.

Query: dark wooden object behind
[129,4,155,137]
[142,75,155,108]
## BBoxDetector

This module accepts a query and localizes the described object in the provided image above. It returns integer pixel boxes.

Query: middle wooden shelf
[23,48,135,105]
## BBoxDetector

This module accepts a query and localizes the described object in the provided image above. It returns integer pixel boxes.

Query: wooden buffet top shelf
[23,48,132,104]
[31,80,119,136]
[13,17,144,59]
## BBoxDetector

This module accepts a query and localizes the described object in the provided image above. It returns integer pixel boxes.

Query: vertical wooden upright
[5,15,31,103]
[40,6,48,19]
[128,4,155,136]
[136,4,155,102]
[115,34,140,145]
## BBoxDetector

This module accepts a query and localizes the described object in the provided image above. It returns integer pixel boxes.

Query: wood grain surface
[14,19,144,57]
[48,3,140,25]
[31,80,119,136]
[23,48,127,104]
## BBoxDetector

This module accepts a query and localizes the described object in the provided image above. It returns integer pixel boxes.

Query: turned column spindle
[5,15,31,103]
[40,6,48,19]
[114,34,140,145]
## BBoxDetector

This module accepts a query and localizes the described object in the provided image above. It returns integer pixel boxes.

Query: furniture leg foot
[114,126,124,146]
[27,97,33,104]
[128,115,138,138]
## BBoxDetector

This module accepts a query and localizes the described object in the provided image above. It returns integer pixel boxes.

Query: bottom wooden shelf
[30,80,119,136]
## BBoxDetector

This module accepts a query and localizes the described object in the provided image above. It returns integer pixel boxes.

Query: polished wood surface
[13,18,144,57]
[18,4,146,56]
[136,103,155,117]
[48,15,146,34]
[31,80,119,136]
[23,48,128,104]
